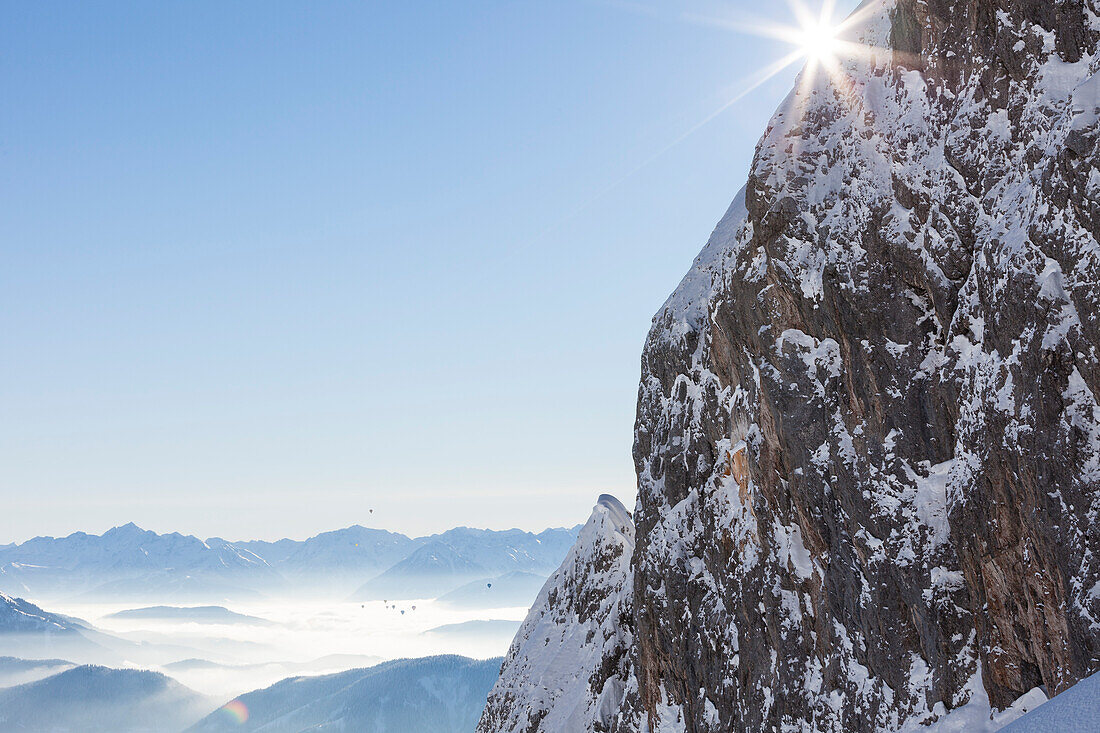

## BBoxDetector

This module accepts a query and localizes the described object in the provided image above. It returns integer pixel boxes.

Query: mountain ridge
[0,522,580,602]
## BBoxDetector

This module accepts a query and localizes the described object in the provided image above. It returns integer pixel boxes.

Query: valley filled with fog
[0,522,576,731]
[49,596,526,699]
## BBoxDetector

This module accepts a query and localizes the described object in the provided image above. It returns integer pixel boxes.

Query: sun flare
[795,18,841,62]
[706,0,885,100]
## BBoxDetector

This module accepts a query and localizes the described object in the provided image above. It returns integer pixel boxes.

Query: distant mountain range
[188,655,501,733]
[0,664,215,732]
[227,526,420,592]
[350,528,574,600]
[0,523,278,602]
[0,523,579,602]
[435,571,548,609]
[104,605,271,625]
[423,619,520,643]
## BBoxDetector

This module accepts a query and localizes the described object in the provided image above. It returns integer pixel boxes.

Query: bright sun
[730,1,858,73]
[796,19,841,62]
[620,0,878,163]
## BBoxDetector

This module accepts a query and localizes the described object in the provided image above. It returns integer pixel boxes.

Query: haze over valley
[0,519,576,730]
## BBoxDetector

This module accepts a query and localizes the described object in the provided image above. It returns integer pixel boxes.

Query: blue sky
[1,0,857,541]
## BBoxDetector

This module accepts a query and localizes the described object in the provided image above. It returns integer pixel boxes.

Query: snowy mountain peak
[596,493,630,522]
[103,522,148,538]
[477,496,635,732]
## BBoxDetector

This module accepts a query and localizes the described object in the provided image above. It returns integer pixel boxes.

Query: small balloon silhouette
[487,583,492,588]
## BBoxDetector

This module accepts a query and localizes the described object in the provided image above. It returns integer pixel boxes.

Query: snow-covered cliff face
[477,495,634,733]
[485,1,1100,731]
[623,0,1100,730]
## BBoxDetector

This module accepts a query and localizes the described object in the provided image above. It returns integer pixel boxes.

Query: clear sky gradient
[1,1,858,542]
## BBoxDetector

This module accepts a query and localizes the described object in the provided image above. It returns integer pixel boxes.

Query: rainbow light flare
[221,699,249,725]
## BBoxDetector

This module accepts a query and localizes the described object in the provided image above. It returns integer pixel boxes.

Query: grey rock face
[620,0,1100,730]
[483,1,1100,731]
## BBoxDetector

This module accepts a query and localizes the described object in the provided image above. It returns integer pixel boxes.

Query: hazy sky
[1,1,858,542]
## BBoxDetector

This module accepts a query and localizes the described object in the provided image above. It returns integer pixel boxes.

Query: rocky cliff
[477,495,634,732]
[484,0,1100,730]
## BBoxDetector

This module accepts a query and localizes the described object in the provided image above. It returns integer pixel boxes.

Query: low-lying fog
[47,597,526,700]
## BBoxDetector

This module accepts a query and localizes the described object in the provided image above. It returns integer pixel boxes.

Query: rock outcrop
[485,1,1100,731]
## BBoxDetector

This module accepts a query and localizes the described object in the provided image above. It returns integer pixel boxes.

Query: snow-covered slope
[188,655,500,733]
[0,592,78,635]
[1002,670,1100,732]
[0,592,116,663]
[483,1,1100,731]
[477,495,634,732]
[0,593,235,667]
